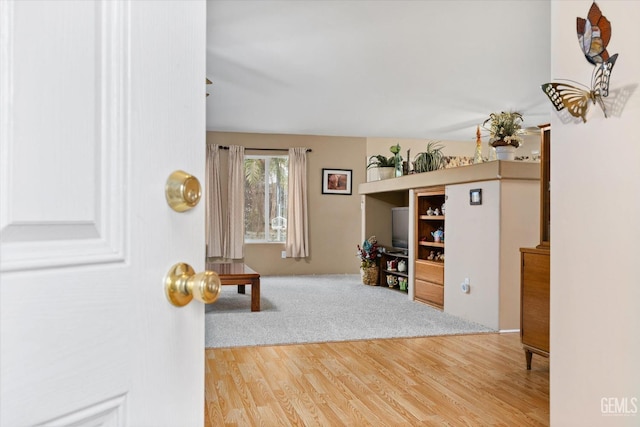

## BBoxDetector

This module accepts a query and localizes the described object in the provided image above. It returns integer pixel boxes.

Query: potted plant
[356,236,382,285]
[367,144,402,180]
[483,111,524,160]
[413,141,445,173]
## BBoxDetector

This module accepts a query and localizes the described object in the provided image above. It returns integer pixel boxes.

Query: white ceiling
[206,0,551,142]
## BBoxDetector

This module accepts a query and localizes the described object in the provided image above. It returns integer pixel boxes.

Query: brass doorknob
[165,263,221,307]
[165,170,202,212]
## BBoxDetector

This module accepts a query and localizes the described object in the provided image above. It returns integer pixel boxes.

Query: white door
[0,1,207,426]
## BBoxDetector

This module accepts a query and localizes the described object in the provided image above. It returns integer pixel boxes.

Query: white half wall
[499,180,541,330]
[444,179,539,330]
[444,181,501,329]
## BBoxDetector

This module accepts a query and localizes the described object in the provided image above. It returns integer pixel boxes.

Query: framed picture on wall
[322,168,352,195]
[470,188,482,205]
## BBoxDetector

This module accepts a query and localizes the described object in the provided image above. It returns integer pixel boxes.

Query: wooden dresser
[520,247,549,369]
[520,124,550,369]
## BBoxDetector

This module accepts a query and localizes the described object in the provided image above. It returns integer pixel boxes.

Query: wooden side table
[206,263,261,312]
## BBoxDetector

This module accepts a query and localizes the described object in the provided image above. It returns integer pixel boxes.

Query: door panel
[0,1,206,426]
[1,0,126,271]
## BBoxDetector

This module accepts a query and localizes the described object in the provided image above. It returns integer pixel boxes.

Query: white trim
[36,394,127,427]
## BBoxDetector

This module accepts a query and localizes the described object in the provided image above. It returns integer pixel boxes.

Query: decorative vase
[494,145,516,160]
[386,275,398,287]
[488,146,497,161]
[377,167,395,180]
[394,155,403,177]
[360,265,379,285]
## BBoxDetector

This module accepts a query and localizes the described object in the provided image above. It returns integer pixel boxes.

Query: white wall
[551,1,640,425]
[445,181,501,329]
[444,179,539,330]
[499,180,541,329]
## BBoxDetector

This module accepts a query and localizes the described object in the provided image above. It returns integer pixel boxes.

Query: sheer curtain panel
[224,145,245,259]
[286,147,309,258]
[206,143,223,257]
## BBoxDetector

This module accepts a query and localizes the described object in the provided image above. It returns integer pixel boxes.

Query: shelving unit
[414,186,446,309]
[379,250,409,292]
[360,161,541,329]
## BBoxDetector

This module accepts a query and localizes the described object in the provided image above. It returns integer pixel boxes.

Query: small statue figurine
[433,208,440,216]
[427,251,436,260]
[473,124,484,164]
[426,207,434,216]
[431,227,444,243]
[441,203,446,216]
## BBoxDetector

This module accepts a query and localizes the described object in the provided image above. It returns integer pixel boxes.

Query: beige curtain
[224,145,245,259]
[205,143,223,258]
[286,147,309,258]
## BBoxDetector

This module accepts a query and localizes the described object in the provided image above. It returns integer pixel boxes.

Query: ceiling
[206,1,551,142]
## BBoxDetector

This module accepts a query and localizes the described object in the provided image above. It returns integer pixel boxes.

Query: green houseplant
[483,111,524,161]
[483,111,524,148]
[366,153,396,169]
[413,141,445,173]
[367,144,402,180]
[356,236,381,285]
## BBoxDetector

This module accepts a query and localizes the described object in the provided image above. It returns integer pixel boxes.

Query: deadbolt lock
[165,170,201,212]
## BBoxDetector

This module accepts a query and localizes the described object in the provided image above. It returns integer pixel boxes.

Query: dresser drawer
[415,279,444,308]
[415,260,444,285]
[521,249,550,353]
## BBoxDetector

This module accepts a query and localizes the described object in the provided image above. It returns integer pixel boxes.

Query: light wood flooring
[205,332,549,426]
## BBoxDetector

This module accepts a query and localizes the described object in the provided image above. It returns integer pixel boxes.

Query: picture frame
[470,188,482,205]
[322,168,352,195]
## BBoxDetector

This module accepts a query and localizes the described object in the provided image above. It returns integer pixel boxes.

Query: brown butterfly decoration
[577,2,612,65]
[541,54,617,123]
[542,2,619,123]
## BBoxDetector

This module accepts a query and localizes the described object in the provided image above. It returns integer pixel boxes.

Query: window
[244,155,288,243]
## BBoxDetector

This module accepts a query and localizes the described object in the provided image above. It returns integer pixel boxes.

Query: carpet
[205,274,494,348]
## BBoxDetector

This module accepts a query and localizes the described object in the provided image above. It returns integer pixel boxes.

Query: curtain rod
[219,145,312,153]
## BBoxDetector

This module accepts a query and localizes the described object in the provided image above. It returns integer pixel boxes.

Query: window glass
[244,155,288,242]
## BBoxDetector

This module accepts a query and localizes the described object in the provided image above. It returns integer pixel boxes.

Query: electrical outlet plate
[281,251,287,259]
[461,278,470,293]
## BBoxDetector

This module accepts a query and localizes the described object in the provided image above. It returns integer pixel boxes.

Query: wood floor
[205,333,549,426]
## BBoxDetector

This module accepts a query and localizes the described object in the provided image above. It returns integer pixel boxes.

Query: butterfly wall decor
[577,1,612,65]
[541,2,619,123]
[542,53,617,123]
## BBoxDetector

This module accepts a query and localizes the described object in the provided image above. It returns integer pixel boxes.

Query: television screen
[391,207,409,249]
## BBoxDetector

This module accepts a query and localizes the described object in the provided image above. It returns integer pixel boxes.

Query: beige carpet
[205,274,494,348]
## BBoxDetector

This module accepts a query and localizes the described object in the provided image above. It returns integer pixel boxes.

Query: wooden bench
[206,263,261,312]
